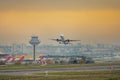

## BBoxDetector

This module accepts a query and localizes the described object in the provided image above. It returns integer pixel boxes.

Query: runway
[0,65,120,76]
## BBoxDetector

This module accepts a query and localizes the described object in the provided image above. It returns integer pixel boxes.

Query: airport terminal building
[0,44,120,59]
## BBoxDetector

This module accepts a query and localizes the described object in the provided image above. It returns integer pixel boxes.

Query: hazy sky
[0,0,120,45]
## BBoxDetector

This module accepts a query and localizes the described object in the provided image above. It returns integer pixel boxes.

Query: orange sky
[0,0,120,45]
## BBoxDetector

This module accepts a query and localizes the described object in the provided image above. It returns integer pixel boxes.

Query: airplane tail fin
[11,57,16,62]
[39,56,44,60]
[5,55,11,62]
[19,55,25,62]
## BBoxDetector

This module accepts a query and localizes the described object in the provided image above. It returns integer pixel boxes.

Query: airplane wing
[51,39,62,42]
[65,39,81,42]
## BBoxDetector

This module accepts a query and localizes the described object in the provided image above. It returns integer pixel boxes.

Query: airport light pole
[29,36,40,63]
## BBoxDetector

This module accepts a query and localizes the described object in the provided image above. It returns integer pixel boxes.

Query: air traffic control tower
[29,36,40,63]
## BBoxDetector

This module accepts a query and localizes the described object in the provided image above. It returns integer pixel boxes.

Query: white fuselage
[60,35,65,42]
[59,35,69,44]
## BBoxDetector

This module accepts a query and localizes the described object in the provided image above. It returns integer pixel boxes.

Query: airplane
[51,34,80,45]
[1,55,25,64]
[38,55,49,65]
